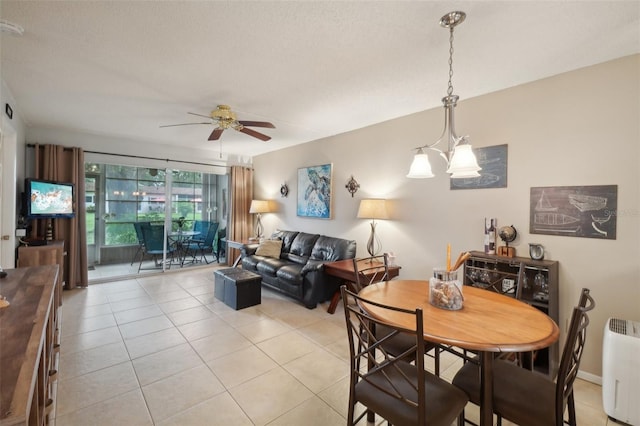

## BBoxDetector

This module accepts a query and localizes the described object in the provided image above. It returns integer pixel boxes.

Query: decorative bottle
[484,218,496,254]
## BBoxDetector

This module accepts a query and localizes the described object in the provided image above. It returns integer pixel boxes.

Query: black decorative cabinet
[463,251,559,377]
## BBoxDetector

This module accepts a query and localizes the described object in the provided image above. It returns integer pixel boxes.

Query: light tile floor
[55,266,612,425]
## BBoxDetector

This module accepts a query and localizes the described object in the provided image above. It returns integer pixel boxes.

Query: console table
[0,265,60,426]
[223,238,260,267]
[324,258,401,314]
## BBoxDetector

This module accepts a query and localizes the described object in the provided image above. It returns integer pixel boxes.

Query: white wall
[253,55,640,378]
[0,79,27,267]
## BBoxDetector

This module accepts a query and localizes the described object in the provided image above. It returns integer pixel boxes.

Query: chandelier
[407,11,481,179]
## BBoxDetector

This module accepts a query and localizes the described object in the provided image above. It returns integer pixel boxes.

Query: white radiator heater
[602,318,640,425]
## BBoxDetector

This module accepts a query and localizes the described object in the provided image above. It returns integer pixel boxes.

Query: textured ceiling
[1,1,639,160]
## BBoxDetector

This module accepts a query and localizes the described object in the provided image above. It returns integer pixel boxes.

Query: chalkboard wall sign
[530,185,617,239]
[450,144,508,190]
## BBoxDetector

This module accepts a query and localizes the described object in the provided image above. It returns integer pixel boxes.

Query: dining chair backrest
[352,254,389,292]
[341,284,426,425]
[341,285,468,426]
[140,224,166,253]
[555,288,595,420]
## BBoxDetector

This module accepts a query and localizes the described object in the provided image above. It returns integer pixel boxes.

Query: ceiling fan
[160,104,275,141]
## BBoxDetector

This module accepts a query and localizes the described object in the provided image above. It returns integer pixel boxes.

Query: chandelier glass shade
[407,11,481,180]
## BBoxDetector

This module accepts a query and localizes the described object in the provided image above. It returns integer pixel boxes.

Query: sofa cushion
[271,230,299,253]
[310,235,357,261]
[289,232,319,257]
[277,263,305,285]
[257,257,289,277]
[255,239,283,258]
[242,255,265,271]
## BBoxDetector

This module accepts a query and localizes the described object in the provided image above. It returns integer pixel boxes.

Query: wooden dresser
[0,265,60,426]
[17,241,65,315]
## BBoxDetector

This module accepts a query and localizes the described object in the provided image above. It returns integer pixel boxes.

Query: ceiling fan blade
[188,112,212,119]
[238,120,275,129]
[159,122,210,128]
[238,127,271,141]
[208,128,224,141]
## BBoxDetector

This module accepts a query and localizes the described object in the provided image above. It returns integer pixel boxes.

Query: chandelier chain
[447,27,455,96]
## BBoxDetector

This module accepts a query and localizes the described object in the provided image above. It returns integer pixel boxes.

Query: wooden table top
[324,258,400,282]
[358,280,559,352]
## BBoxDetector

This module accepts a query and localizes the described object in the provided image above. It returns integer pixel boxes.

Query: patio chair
[130,221,150,265]
[215,227,226,262]
[181,221,219,265]
[342,285,468,426]
[138,223,175,271]
[453,288,595,426]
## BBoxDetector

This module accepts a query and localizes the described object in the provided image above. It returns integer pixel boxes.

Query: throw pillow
[255,239,283,259]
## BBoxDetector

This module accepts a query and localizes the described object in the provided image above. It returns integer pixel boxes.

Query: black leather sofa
[241,230,356,309]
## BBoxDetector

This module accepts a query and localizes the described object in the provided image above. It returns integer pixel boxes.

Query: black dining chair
[353,254,443,376]
[341,285,469,426]
[452,288,595,426]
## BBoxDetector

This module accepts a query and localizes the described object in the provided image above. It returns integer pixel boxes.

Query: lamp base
[366,221,381,257]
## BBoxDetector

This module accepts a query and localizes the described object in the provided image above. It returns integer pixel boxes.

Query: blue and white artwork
[297,164,332,219]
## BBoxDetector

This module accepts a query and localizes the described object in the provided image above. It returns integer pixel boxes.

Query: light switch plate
[15,229,26,237]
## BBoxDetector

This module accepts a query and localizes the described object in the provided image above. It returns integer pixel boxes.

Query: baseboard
[577,369,602,385]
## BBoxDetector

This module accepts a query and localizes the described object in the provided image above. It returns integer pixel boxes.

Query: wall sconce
[345,175,360,197]
[249,200,274,239]
[406,11,481,180]
[357,199,388,257]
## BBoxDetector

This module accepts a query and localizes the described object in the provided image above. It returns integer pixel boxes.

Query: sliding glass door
[84,162,228,281]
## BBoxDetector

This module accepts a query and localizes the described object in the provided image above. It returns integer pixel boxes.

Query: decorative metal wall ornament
[345,175,360,197]
[280,183,289,198]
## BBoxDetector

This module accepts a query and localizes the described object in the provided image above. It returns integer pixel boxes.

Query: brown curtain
[33,144,88,289]
[227,166,253,266]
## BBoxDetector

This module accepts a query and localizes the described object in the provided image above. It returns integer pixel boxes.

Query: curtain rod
[27,144,227,168]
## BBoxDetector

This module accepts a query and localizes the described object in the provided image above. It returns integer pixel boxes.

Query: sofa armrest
[241,244,258,256]
[301,259,325,275]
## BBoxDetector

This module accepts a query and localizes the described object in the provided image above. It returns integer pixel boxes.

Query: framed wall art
[297,163,333,219]
[451,144,508,190]
[530,185,617,239]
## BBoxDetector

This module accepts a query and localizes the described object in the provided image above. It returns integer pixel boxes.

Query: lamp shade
[357,199,389,220]
[406,150,434,178]
[446,144,481,178]
[249,200,272,214]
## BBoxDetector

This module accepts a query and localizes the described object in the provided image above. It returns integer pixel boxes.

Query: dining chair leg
[567,392,577,426]
[435,345,440,376]
[496,416,502,426]
[458,412,465,426]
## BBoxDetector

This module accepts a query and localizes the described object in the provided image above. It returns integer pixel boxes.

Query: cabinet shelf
[464,251,559,377]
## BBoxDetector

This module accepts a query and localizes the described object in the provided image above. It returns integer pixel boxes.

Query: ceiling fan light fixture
[160,104,275,142]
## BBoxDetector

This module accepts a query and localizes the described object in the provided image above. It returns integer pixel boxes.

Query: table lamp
[249,200,272,239]
[357,199,388,257]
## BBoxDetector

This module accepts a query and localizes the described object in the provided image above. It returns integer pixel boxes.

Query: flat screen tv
[25,178,75,219]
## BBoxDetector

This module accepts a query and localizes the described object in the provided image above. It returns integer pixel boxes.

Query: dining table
[358,279,560,426]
